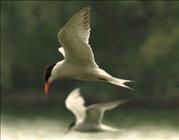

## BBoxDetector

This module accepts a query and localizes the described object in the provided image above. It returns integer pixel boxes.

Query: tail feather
[107,77,134,90]
[96,69,134,90]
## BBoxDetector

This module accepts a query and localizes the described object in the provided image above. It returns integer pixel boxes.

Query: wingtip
[71,88,81,96]
[78,6,91,13]
[82,6,91,15]
[85,6,91,11]
[75,88,81,93]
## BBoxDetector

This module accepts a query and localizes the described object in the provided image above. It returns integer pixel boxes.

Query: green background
[1,1,178,139]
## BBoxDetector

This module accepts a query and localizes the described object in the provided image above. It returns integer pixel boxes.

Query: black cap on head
[43,64,56,82]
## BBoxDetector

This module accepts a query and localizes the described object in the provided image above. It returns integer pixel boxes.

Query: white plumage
[65,88,127,132]
[65,88,86,124]
[47,6,133,90]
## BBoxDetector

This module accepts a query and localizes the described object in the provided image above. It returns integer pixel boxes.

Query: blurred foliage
[1,1,179,102]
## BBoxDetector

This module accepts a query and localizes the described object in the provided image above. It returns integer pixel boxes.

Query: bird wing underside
[65,88,86,123]
[57,6,97,67]
[85,100,127,124]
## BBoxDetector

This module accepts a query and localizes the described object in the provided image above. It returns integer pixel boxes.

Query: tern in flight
[65,88,127,132]
[44,6,133,95]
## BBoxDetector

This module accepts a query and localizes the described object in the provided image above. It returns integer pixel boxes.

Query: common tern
[65,88,127,132]
[44,6,133,95]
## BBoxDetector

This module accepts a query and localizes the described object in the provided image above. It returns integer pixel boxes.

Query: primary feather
[57,6,96,66]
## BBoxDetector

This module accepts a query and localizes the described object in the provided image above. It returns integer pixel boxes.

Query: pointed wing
[65,88,86,123]
[85,100,127,124]
[57,6,97,67]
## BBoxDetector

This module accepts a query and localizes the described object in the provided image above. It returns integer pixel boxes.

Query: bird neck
[50,60,64,80]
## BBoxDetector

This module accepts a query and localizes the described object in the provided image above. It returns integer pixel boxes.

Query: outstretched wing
[57,6,97,67]
[65,88,86,123]
[85,100,127,124]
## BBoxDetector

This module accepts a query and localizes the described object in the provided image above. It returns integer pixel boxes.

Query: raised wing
[57,6,97,67]
[65,88,86,123]
[85,100,127,124]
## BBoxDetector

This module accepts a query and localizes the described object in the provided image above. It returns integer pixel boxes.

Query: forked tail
[96,68,133,90]
[107,76,133,90]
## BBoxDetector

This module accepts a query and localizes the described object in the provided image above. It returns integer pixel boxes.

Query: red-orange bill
[44,81,51,96]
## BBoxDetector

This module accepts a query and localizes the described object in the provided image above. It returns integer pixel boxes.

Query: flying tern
[44,6,133,96]
[65,88,127,132]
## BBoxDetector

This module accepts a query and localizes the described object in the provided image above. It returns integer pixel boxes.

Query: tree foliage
[1,1,179,101]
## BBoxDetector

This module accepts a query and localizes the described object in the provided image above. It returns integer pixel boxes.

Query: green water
[1,105,178,140]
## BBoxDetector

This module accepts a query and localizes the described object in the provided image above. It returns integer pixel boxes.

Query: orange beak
[44,81,51,97]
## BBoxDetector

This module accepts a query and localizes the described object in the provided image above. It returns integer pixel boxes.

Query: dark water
[1,105,178,140]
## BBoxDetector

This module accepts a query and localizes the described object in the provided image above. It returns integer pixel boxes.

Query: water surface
[1,105,178,140]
